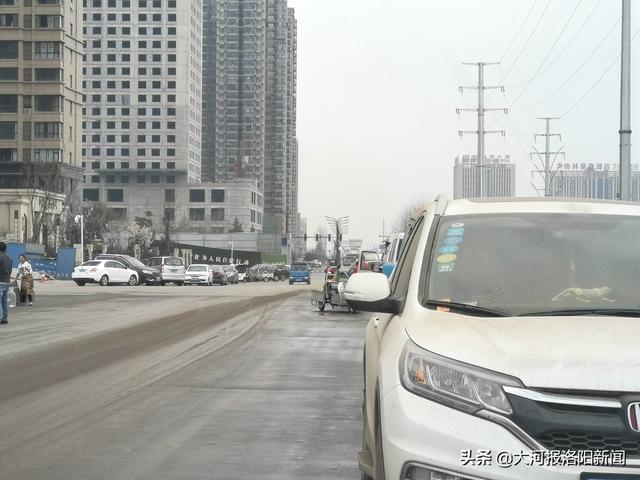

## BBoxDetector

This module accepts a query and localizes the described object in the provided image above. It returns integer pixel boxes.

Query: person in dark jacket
[0,242,12,324]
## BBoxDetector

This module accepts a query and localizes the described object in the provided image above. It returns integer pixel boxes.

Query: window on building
[164,208,175,221]
[107,189,123,202]
[211,189,225,203]
[83,189,100,202]
[189,208,205,222]
[164,189,175,203]
[211,208,225,222]
[0,122,17,140]
[189,190,205,203]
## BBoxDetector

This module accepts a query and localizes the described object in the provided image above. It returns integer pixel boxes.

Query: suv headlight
[400,341,523,416]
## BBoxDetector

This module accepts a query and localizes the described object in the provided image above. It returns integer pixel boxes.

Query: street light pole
[229,241,234,264]
[74,214,84,263]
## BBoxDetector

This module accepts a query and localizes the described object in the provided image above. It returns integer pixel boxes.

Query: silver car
[147,256,185,286]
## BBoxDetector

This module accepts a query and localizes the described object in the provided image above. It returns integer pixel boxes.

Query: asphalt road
[0,277,368,479]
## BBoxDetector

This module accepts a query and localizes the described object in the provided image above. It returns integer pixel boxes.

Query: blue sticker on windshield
[437,245,459,254]
[446,227,465,237]
[443,236,464,245]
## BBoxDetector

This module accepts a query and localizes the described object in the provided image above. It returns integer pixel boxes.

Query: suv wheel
[99,275,109,286]
[273,274,280,282]
[127,275,137,286]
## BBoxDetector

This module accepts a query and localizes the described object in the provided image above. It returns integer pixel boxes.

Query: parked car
[95,254,161,285]
[273,264,289,281]
[289,262,311,285]
[235,264,248,282]
[210,264,227,285]
[346,195,640,480]
[184,264,213,285]
[147,256,185,286]
[72,259,139,287]
[222,265,239,284]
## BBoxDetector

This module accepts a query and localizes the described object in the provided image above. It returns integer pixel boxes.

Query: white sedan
[184,264,214,285]
[346,196,640,480]
[72,259,139,286]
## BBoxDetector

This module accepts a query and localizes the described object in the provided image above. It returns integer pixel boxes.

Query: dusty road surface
[0,277,368,480]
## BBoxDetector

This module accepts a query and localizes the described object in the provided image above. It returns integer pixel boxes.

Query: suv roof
[440,197,640,217]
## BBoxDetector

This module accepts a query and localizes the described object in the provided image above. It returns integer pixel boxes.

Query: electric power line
[495,0,540,65]
[482,0,527,61]
[513,15,622,112]
[498,0,553,83]
[559,24,640,118]
[509,0,603,89]
[508,0,583,107]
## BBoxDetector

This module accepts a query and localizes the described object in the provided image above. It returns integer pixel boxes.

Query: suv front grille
[537,431,640,457]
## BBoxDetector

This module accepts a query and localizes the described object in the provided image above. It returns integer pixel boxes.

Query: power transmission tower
[619,0,632,201]
[458,62,508,198]
[531,117,564,197]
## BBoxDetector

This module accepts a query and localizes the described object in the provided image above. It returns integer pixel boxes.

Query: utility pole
[458,62,507,198]
[532,117,563,197]
[619,0,632,201]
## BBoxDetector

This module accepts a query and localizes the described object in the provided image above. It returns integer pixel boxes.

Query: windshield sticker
[443,236,464,245]
[451,222,464,228]
[437,245,459,254]
[437,263,455,273]
[446,227,465,237]
[437,253,457,264]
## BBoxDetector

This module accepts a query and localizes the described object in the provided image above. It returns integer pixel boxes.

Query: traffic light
[315,234,319,241]
[328,234,332,242]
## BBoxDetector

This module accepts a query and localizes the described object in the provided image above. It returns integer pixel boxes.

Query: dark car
[94,254,161,285]
[273,264,289,281]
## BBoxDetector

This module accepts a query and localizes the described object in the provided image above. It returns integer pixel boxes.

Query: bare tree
[391,198,431,233]
[23,161,63,243]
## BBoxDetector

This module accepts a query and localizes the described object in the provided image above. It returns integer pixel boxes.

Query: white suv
[346,196,640,480]
[147,256,185,286]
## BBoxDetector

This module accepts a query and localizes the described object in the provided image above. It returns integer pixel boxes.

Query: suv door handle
[373,316,380,328]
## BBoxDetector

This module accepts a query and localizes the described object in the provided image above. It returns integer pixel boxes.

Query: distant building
[548,162,640,201]
[201,0,298,235]
[453,155,516,199]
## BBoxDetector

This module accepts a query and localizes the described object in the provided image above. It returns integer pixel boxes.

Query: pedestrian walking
[17,254,34,306]
[0,242,12,324]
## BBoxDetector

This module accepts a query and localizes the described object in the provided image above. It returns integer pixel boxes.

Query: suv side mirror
[345,272,399,314]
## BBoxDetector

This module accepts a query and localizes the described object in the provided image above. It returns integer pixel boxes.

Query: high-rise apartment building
[453,154,516,199]
[202,0,266,187]
[201,0,297,235]
[81,0,203,222]
[0,0,84,243]
[284,6,297,236]
[263,0,287,234]
[548,162,640,201]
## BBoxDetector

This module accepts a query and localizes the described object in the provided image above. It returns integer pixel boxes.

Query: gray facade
[284,8,297,236]
[82,0,203,221]
[453,154,516,199]
[202,0,267,187]
[201,0,297,235]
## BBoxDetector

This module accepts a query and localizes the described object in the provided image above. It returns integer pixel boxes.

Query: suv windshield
[426,213,640,317]
[165,257,183,266]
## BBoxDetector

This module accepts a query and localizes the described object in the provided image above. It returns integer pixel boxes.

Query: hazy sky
[287,0,640,248]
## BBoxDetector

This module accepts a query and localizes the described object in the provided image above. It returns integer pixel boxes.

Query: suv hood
[405,310,640,392]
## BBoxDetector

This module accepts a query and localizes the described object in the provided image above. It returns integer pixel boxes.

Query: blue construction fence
[5,243,77,280]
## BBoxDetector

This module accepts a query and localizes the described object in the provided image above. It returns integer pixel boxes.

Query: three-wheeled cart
[310,267,356,313]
